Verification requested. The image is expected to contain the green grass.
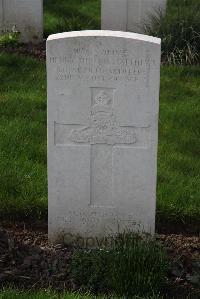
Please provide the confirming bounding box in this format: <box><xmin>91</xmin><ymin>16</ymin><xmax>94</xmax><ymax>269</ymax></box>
<box><xmin>70</xmin><ymin>234</ymin><xmax>167</xmax><ymax>297</ymax></box>
<box><xmin>44</xmin><ymin>0</ymin><xmax>100</xmax><ymax>37</ymax></box>
<box><xmin>157</xmin><ymin>66</ymin><xmax>200</xmax><ymax>225</ymax></box>
<box><xmin>44</xmin><ymin>0</ymin><xmax>200</xmax><ymax>65</ymax></box>
<box><xmin>0</xmin><ymin>289</ymin><xmax>163</xmax><ymax>299</ymax></box>
<box><xmin>0</xmin><ymin>1</ymin><xmax>200</xmax><ymax>226</ymax></box>
<box><xmin>0</xmin><ymin>290</ymin><xmax>99</xmax><ymax>299</ymax></box>
<box><xmin>0</xmin><ymin>53</ymin><xmax>47</xmax><ymax>220</ymax></box>
<box><xmin>146</xmin><ymin>0</ymin><xmax>200</xmax><ymax>64</ymax></box>
<box><xmin>0</xmin><ymin>32</ymin><xmax>20</xmax><ymax>47</ymax></box>
<box><xmin>0</xmin><ymin>52</ymin><xmax>199</xmax><ymax>225</ymax></box>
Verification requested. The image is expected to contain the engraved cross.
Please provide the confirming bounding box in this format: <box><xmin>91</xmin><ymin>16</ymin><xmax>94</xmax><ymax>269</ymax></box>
<box><xmin>55</xmin><ymin>88</ymin><xmax>148</xmax><ymax>207</ymax></box>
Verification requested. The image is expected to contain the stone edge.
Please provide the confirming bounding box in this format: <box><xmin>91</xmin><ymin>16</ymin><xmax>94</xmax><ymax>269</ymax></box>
<box><xmin>47</xmin><ymin>30</ymin><xmax>161</xmax><ymax>45</ymax></box>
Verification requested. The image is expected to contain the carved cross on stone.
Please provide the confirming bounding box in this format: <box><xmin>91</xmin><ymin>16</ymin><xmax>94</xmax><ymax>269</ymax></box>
<box><xmin>55</xmin><ymin>88</ymin><xmax>149</xmax><ymax>207</ymax></box>
<box><xmin>70</xmin><ymin>89</ymin><xmax>136</xmax><ymax>145</ymax></box>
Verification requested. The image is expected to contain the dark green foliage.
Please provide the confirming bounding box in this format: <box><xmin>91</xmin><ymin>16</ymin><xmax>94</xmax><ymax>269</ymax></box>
<box><xmin>0</xmin><ymin>289</ymin><xmax>164</xmax><ymax>299</ymax></box>
<box><xmin>43</xmin><ymin>0</ymin><xmax>200</xmax><ymax>65</ymax></box>
<box><xmin>0</xmin><ymin>289</ymin><xmax>98</xmax><ymax>299</ymax></box>
<box><xmin>70</xmin><ymin>248</ymin><xmax>111</xmax><ymax>293</ymax></box>
<box><xmin>44</xmin><ymin>0</ymin><xmax>100</xmax><ymax>37</ymax></box>
<box><xmin>145</xmin><ymin>0</ymin><xmax>200</xmax><ymax>64</ymax></box>
<box><xmin>70</xmin><ymin>234</ymin><xmax>168</xmax><ymax>297</ymax></box>
<box><xmin>109</xmin><ymin>234</ymin><xmax>167</xmax><ymax>297</ymax></box>
<box><xmin>0</xmin><ymin>31</ymin><xmax>20</xmax><ymax>47</ymax></box>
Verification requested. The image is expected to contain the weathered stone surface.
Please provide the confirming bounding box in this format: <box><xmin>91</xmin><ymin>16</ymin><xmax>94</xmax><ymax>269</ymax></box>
<box><xmin>47</xmin><ymin>31</ymin><xmax>161</xmax><ymax>245</ymax></box>
<box><xmin>102</xmin><ymin>0</ymin><xmax>167</xmax><ymax>34</ymax></box>
<box><xmin>0</xmin><ymin>0</ymin><xmax>43</xmax><ymax>43</ymax></box>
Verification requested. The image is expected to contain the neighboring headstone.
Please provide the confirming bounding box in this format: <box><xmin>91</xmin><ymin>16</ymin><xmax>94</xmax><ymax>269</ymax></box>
<box><xmin>102</xmin><ymin>0</ymin><xmax>167</xmax><ymax>34</ymax></box>
<box><xmin>47</xmin><ymin>30</ymin><xmax>161</xmax><ymax>246</ymax></box>
<box><xmin>101</xmin><ymin>0</ymin><xmax>128</xmax><ymax>31</ymax></box>
<box><xmin>0</xmin><ymin>0</ymin><xmax>43</xmax><ymax>43</ymax></box>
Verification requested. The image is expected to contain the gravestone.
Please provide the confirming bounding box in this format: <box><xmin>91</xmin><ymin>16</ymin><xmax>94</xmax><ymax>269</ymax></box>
<box><xmin>102</xmin><ymin>0</ymin><xmax>167</xmax><ymax>34</ymax></box>
<box><xmin>47</xmin><ymin>30</ymin><xmax>161</xmax><ymax>246</ymax></box>
<box><xmin>0</xmin><ymin>0</ymin><xmax>43</xmax><ymax>43</ymax></box>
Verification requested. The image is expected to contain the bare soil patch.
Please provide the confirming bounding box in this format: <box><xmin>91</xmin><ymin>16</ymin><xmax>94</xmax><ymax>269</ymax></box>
<box><xmin>0</xmin><ymin>222</ymin><xmax>199</xmax><ymax>298</ymax></box>
<box><xmin>0</xmin><ymin>43</ymin><xmax>46</xmax><ymax>61</ymax></box>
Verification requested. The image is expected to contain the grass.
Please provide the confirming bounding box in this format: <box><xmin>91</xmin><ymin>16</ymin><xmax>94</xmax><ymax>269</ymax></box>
<box><xmin>70</xmin><ymin>234</ymin><xmax>167</xmax><ymax>297</ymax></box>
<box><xmin>1</xmin><ymin>0</ymin><xmax>199</xmax><ymax>65</ymax></box>
<box><xmin>0</xmin><ymin>32</ymin><xmax>20</xmax><ymax>48</ymax></box>
<box><xmin>0</xmin><ymin>52</ymin><xmax>199</xmax><ymax>226</ymax></box>
<box><xmin>157</xmin><ymin>66</ymin><xmax>200</xmax><ymax>226</ymax></box>
<box><xmin>0</xmin><ymin>289</ymin><xmax>164</xmax><ymax>299</ymax></box>
<box><xmin>146</xmin><ymin>0</ymin><xmax>200</xmax><ymax>64</ymax></box>
<box><xmin>44</xmin><ymin>0</ymin><xmax>100</xmax><ymax>37</ymax></box>
<box><xmin>0</xmin><ymin>53</ymin><xmax>47</xmax><ymax>220</ymax></box>
<box><xmin>44</xmin><ymin>0</ymin><xmax>200</xmax><ymax>65</ymax></box>
<box><xmin>0</xmin><ymin>1</ymin><xmax>200</xmax><ymax>226</ymax></box>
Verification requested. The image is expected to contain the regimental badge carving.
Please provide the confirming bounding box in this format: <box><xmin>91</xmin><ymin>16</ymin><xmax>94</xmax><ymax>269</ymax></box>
<box><xmin>69</xmin><ymin>89</ymin><xmax>136</xmax><ymax>145</ymax></box>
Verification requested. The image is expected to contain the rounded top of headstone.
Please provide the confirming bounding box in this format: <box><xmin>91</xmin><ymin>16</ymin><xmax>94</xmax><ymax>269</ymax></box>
<box><xmin>47</xmin><ymin>30</ymin><xmax>161</xmax><ymax>45</ymax></box>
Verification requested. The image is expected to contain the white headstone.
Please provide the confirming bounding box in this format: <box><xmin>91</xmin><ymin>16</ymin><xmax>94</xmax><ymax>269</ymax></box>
<box><xmin>47</xmin><ymin>30</ymin><xmax>161</xmax><ymax>246</ymax></box>
<box><xmin>0</xmin><ymin>0</ymin><xmax>43</xmax><ymax>43</ymax></box>
<box><xmin>102</xmin><ymin>0</ymin><xmax>167</xmax><ymax>34</ymax></box>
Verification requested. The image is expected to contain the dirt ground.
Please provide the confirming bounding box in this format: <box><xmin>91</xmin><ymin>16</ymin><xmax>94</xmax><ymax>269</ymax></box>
<box><xmin>0</xmin><ymin>222</ymin><xmax>199</xmax><ymax>298</ymax></box>
<box><xmin>0</xmin><ymin>43</ymin><xmax>46</xmax><ymax>61</ymax></box>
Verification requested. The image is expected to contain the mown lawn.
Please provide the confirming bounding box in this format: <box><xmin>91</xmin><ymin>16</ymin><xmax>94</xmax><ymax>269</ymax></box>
<box><xmin>0</xmin><ymin>53</ymin><xmax>47</xmax><ymax>219</ymax></box>
<box><xmin>0</xmin><ymin>0</ymin><xmax>199</xmax><ymax>226</ymax></box>
<box><xmin>0</xmin><ymin>52</ymin><xmax>199</xmax><ymax>226</ymax></box>
<box><xmin>158</xmin><ymin>66</ymin><xmax>200</xmax><ymax>226</ymax></box>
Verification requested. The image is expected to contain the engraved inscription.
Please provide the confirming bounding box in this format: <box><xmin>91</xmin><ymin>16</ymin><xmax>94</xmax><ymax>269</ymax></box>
<box><xmin>70</xmin><ymin>90</ymin><xmax>136</xmax><ymax>145</ymax></box>
<box><xmin>49</xmin><ymin>41</ymin><xmax>155</xmax><ymax>83</ymax></box>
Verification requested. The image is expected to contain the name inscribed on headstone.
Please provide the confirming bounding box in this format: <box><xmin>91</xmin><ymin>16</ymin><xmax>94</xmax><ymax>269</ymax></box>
<box><xmin>49</xmin><ymin>42</ymin><xmax>154</xmax><ymax>84</ymax></box>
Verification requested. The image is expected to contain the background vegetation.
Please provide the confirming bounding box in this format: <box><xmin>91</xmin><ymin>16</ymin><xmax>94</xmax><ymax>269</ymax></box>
<box><xmin>44</xmin><ymin>0</ymin><xmax>200</xmax><ymax>65</ymax></box>
<box><xmin>44</xmin><ymin>0</ymin><xmax>100</xmax><ymax>36</ymax></box>
<box><xmin>0</xmin><ymin>0</ymin><xmax>199</xmax><ymax>228</ymax></box>
<box><xmin>146</xmin><ymin>0</ymin><xmax>200</xmax><ymax>64</ymax></box>
<box><xmin>0</xmin><ymin>53</ymin><xmax>199</xmax><ymax>227</ymax></box>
